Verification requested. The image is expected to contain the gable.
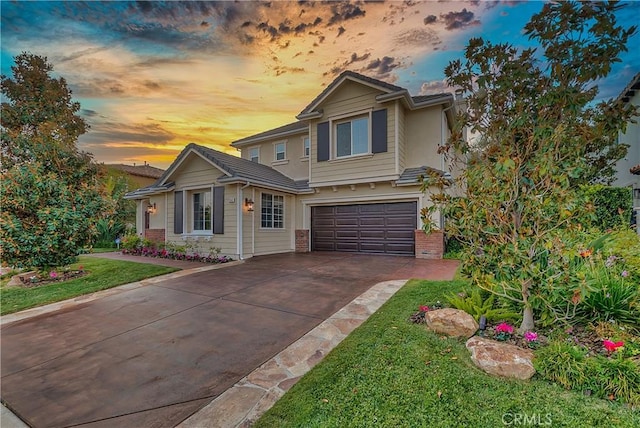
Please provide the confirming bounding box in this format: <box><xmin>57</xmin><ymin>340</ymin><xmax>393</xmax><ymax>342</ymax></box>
<box><xmin>164</xmin><ymin>150</ymin><xmax>227</xmax><ymax>187</ymax></box>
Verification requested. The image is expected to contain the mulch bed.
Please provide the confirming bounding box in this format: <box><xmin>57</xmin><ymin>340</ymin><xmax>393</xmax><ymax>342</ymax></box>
<box><xmin>14</xmin><ymin>270</ymin><xmax>88</xmax><ymax>288</ymax></box>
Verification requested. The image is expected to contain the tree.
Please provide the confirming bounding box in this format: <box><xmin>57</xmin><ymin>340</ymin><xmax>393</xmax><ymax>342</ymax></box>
<box><xmin>1</xmin><ymin>53</ymin><xmax>112</xmax><ymax>269</ymax></box>
<box><xmin>423</xmin><ymin>1</ymin><xmax>637</xmax><ymax>331</ymax></box>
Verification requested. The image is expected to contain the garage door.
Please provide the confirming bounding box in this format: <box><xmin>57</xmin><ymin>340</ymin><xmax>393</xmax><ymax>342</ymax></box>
<box><xmin>311</xmin><ymin>202</ymin><xmax>417</xmax><ymax>255</ymax></box>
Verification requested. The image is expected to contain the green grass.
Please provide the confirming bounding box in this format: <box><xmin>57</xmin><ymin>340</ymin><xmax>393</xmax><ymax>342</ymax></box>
<box><xmin>256</xmin><ymin>279</ymin><xmax>640</xmax><ymax>428</ymax></box>
<box><xmin>0</xmin><ymin>256</ymin><xmax>177</xmax><ymax>315</ymax></box>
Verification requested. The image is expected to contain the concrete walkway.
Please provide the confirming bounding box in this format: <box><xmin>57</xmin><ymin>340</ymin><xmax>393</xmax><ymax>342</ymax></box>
<box><xmin>1</xmin><ymin>253</ymin><xmax>458</xmax><ymax>428</ymax></box>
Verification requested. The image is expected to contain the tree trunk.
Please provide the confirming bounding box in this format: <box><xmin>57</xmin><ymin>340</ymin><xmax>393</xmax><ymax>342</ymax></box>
<box><xmin>519</xmin><ymin>305</ymin><xmax>535</xmax><ymax>333</ymax></box>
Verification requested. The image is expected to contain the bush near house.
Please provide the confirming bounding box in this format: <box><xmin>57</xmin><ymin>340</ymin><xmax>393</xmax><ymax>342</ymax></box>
<box><xmin>119</xmin><ymin>234</ymin><xmax>233</xmax><ymax>264</ymax></box>
<box><xmin>582</xmin><ymin>185</ymin><xmax>633</xmax><ymax>231</ymax></box>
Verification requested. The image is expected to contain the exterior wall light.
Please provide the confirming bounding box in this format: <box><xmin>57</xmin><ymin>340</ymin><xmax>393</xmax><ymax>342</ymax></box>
<box><xmin>245</xmin><ymin>198</ymin><xmax>254</xmax><ymax>212</ymax></box>
<box><xmin>146</xmin><ymin>202</ymin><xmax>156</xmax><ymax>214</ymax></box>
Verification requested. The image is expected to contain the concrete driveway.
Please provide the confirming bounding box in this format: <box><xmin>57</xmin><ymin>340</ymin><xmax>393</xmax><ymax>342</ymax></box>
<box><xmin>1</xmin><ymin>253</ymin><xmax>456</xmax><ymax>428</ymax></box>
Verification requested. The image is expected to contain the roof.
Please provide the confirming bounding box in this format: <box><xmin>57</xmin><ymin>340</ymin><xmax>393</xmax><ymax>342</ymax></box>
<box><xmin>125</xmin><ymin>143</ymin><xmax>313</xmax><ymax>199</ymax></box>
<box><xmin>107</xmin><ymin>163</ymin><xmax>165</xmax><ymax>179</ymax></box>
<box><xmin>297</xmin><ymin>70</ymin><xmax>453</xmax><ymax>119</ymax></box>
<box><xmin>396</xmin><ymin>166</ymin><xmax>446</xmax><ymax>185</ymax></box>
<box><xmin>630</xmin><ymin>164</ymin><xmax>640</xmax><ymax>175</ymax></box>
<box><xmin>231</xmin><ymin>121</ymin><xmax>307</xmax><ymax>148</ymax></box>
<box><xmin>617</xmin><ymin>71</ymin><xmax>640</xmax><ymax>104</ymax></box>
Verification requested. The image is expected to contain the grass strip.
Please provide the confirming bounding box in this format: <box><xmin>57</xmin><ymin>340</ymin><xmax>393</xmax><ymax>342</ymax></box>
<box><xmin>256</xmin><ymin>279</ymin><xmax>640</xmax><ymax>428</ymax></box>
<box><xmin>1</xmin><ymin>256</ymin><xmax>177</xmax><ymax>315</ymax></box>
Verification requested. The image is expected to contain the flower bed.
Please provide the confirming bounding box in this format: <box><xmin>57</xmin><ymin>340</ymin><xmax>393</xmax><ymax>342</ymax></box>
<box><xmin>121</xmin><ymin>247</ymin><xmax>233</xmax><ymax>264</ymax></box>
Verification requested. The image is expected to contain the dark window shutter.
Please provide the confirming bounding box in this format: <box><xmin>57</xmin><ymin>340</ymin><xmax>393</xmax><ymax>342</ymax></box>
<box><xmin>174</xmin><ymin>191</ymin><xmax>183</xmax><ymax>234</ymax></box>
<box><xmin>317</xmin><ymin>121</ymin><xmax>329</xmax><ymax>162</ymax></box>
<box><xmin>213</xmin><ymin>186</ymin><xmax>224</xmax><ymax>234</ymax></box>
<box><xmin>372</xmin><ymin>109</ymin><xmax>387</xmax><ymax>154</ymax></box>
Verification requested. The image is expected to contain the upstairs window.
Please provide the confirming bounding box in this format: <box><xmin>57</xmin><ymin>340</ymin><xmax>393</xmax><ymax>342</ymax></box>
<box><xmin>303</xmin><ymin>137</ymin><xmax>310</xmax><ymax>157</ymax></box>
<box><xmin>275</xmin><ymin>142</ymin><xmax>286</xmax><ymax>161</ymax></box>
<box><xmin>249</xmin><ymin>147</ymin><xmax>259</xmax><ymax>163</ymax></box>
<box><xmin>335</xmin><ymin>116</ymin><xmax>368</xmax><ymax>158</ymax></box>
<box><xmin>261</xmin><ymin>193</ymin><xmax>284</xmax><ymax>229</ymax></box>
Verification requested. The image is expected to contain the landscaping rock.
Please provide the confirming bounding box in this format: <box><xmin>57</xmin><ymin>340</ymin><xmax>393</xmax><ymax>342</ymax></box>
<box><xmin>465</xmin><ymin>336</ymin><xmax>535</xmax><ymax>380</ymax></box>
<box><xmin>424</xmin><ymin>308</ymin><xmax>478</xmax><ymax>338</ymax></box>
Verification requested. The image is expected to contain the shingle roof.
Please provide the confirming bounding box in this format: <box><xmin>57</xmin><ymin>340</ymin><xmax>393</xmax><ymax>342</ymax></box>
<box><xmin>396</xmin><ymin>166</ymin><xmax>446</xmax><ymax>185</ymax></box>
<box><xmin>232</xmin><ymin>121</ymin><xmax>308</xmax><ymax>147</ymax></box>
<box><xmin>618</xmin><ymin>71</ymin><xmax>640</xmax><ymax>104</ymax></box>
<box><xmin>123</xmin><ymin>181</ymin><xmax>175</xmax><ymax>199</ymax></box>
<box><xmin>126</xmin><ymin>143</ymin><xmax>312</xmax><ymax>198</ymax></box>
<box><xmin>108</xmin><ymin>163</ymin><xmax>165</xmax><ymax>179</ymax></box>
<box><xmin>631</xmin><ymin>164</ymin><xmax>640</xmax><ymax>175</ymax></box>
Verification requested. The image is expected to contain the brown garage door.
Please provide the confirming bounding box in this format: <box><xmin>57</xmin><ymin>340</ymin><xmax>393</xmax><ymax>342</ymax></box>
<box><xmin>312</xmin><ymin>202</ymin><xmax>417</xmax><ymax>255</ymax></box>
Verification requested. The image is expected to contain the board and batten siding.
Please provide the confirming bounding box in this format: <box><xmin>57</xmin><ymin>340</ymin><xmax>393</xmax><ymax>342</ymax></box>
<box><xmin>310</xmin><ymin>81</ymin><xmax>396</xmax><ymax>186</ymax></box>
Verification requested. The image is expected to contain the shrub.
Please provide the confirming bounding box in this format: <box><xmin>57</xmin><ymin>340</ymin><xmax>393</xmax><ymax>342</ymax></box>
<box><xmin>446</xmin><ymin>288</ymin><xmax>520</xmax><ymax>322</ymax></box>
<box><xmin>533</xmin><ymin>340</ymin><xmax>589</xmax><ymax>390</ymax></box>
<box><xmin>120</xmin><ymin>234</ymin><xmax>142</xmax><ymax>251</ymax></box>
<box><xmin>586</xmin><ymin>355</ymin><xmax>640</xmax><ymax>406</ymax></box>
<box><xmin>582</xmin><ymin>185</ymin><xmax>633</xmax><ymax>231</ymax></box>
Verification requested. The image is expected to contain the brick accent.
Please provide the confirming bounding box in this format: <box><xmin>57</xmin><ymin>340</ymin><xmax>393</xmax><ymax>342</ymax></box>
<box><xmin>144</xmin><ymin>228</ymin><xmax>165</xmax><ymax>243</ymax></box>
<box><xmin>295</xmin><ymin>229</ymin><xmax>310</xmax><ymax>253</ymax></box>
<box><xmin>414</xmin><ymin>230</ymin><xmax>444</xmax><ymax>259</ymax></box>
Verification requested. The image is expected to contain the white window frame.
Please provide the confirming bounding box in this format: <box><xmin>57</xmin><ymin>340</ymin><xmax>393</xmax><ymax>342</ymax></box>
<box><xmin>332</xmin><ymin>112</ymin><xmax>371</xmax><ymax>159</ymax></box>
<box><xmin>303</xmin><ymin>137</ymin><xmax>310</xmax><ymax>158</ymax></box>
<box><xmin>192</xmin><ymin>189</ymin><xmax>212</xmax><ymax>233</ymax></box>
<box><xmin>274</xmin><ymin>141</ymin><xmax>286</xmax><ymax>161</ymax></box>
<box><xmin>249</xmin><ymin>147</ymin><xmax>260</xmax><ymax>163</ymax></box>
<box><xmin>260</xmin><ymin>192</ymin><xmax>284</xmax><ymax>229</ymax></box>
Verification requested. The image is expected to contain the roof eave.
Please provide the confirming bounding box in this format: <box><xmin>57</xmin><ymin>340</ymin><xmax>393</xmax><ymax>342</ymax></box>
<box><xmin>295</xmin><ymin>111</ymin><xmax>323</xmax><ymax>120</ymax></box>
<box><xmin>217</xmin><ymin>177</ymin><xmax>303</xmax><ymax>194</ymax></box>
<box><xmin>231</xmin><ymin>127</ymin><xmax>308</xmax><ymax>148</ymax></box>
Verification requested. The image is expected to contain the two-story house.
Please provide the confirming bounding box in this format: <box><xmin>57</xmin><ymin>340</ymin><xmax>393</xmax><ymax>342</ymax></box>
<box><xmin>125</xmin><ymin>71</ymin><xmax>458</xmax><ymax>258</ymax></box>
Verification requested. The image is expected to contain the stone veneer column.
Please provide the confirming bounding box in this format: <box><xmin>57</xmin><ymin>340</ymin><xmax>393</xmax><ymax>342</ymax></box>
<box><xmin>414</xmin><ymin>230</ymin><xmax>444</xmax><ymax>259</ymax></box>
<box><xmin>144</xmin><ymin>228</ymin><xmax>166</xmax><ymax>243</ymax></box>
<box><xmin>295</xmin><ymin>229</ymin><xmax>310</xmax><ymax>253</ymax></box>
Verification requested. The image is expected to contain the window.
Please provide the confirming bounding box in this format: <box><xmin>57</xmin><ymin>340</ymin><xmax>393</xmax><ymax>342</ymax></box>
<box><xmin>335</xmin><ymin>116</ymin><xmax>368</xmax><ymax>157</ymax></box>
<box><xmin>275</xmin><ymin>142</ymin><xmax>286</xmax><ymax>161</ymax></box>
<box><xmin>249</xmin><ymin>147</ymin><xmax>259</xmax><ymax>163</ymax></box>
<box><xmin>303</xmin><ymin>137</ymin><xmax>310</xmax><ymax>157</ymax></box>
<box><xmin>193</xmin><ymin>191</ymin><xmax>212</xmax><ymax>232</ymax></box>
<box><xmin>261</xmin><ymin>193</ymin><xmax>284</xmax><ymax>229</ymax></box>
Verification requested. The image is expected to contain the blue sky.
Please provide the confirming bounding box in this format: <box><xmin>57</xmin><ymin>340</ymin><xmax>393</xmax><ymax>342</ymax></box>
<box><xmin>2</xmin><ymin>0</ymin><xmax>639</xmax><ymax>168</ymax></box>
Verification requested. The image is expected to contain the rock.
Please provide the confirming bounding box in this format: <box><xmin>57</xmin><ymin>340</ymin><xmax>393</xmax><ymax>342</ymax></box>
<box><xmin>424</xmin><ymin>308</ymin><xmax>479</xmax><ymax>338</ymax></box>
<box><xmin>465</xmin><ymin>336</ymin><xmax>535</xmax><ymax>380</ymax></box>
<box><xmin>7</xmin><ymin>271</ymin><xmax>37</xmax><ymax>287</ymax></box>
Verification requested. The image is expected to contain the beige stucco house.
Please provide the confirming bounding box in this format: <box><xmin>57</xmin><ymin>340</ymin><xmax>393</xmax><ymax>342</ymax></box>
<box><xmin>125</xmin><ymin>71</ymin><xmax>458</xmax><ymax>259</ymax></box>
<box><xmin>612</xmin><ymin>72</ymin><xmax>640</xmax><ymax>233</ymax></box>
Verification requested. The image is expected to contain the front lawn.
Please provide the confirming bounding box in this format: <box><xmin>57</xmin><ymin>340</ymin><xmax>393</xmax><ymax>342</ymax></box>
<box><xmin>0</xmin><ymin>256</ymin><xmax>177</xmax><ymax>315</ymax></box>
<box><xmin>255</xmin><ymin>279</ymin><xmax>640</xmax><ymax>428</ymax></box>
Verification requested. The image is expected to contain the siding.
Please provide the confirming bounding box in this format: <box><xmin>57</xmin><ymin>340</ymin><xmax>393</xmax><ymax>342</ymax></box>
<box><xmin>242</xmin><ymin>132</ymin><xmax>310</xmax><ymax>181</ymax></box>
<box><xmin>404</xmin><ymin>107</ymin><xmax>443</xmax><ymax>170</ymax></box>
<box><xmin>253</xmin><ymin>191</ymin><xmax>294</xmax><ymax>256</ymax></box>
<box><xmin>164</xmin><ymin>153</ymin><xmax>238</xmax><ymax>257</ymax></box>
<box><xmin>397</xmin><ymin>101</ymin><xmax>406</xmax><ymax>174</ymax></box>
<box><xmin>310</xmin><ymin>81</ymin><xmax>397</xmax><ymax>186</ymax></box>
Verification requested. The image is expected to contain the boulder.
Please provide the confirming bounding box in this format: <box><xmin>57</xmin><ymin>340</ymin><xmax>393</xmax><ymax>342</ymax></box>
<box><xmin>424</xmin><ymin>308</ymin><xmax>478</xmax><ymax>338</ymax></box>
<box><xmin>465</xmin><ymin>336</ymin><xmax>535</xmax><ymax>380</ymax></box>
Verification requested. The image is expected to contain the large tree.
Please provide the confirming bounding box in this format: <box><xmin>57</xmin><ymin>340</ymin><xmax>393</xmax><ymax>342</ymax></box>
<box><xmin>1</xmin><ymin>53</ymin><xmax>111</xmax><ymax>269</ymax></box>
<box><xmin>424</xmin><ymin>1</ymin><xmax>637</xmax><ymax>331</ymax></box>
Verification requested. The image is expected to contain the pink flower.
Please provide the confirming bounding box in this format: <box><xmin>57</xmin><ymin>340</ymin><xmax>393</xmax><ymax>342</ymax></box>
<box><xmin>621</xmin><ymin>270</ymin><xmax>629</xmax><ymax>278</ymax></box>
<box><xmin>49</xmin><ymin>271</ymin><xmax>58</xmax><ymax>279</ymax></box>
<box><xmin>524</xmin><ymin>331</ymin><xmax>538</xmax><ymax>342</ymax></box>
<box><xmin>495</xmin><ymin>322</ymin><xmax>514</xmax><ymax>334</ymax></box>
<box><xmin>419</xmin><ymin>305</ymin><xmax>430</xmax><ymax>312</ymax></box>
<box><xmin>603</xmin><ymin>340</ymin><xmax>624</xmax><ymax>353</ymax></box>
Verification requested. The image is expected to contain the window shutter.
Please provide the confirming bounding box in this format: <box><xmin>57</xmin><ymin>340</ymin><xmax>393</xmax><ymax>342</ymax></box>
<box><xmin>317</xmin><ymin>121</ymin><xmax>329</xmax><ymax>162</ymax></box>
<box><xmin>174</xmin><ymin>191</ymin><xmax>183</xmax><ymax>234</ymax></box>
<box><xmin>372</xmin><ymin>109</ymin><xmax>387</xmax><ymax>154</ymax></box>
<box><xmin>213</xmin><ymin>186</ymin><xmax>224</xmax><ymax>234</ymax></box>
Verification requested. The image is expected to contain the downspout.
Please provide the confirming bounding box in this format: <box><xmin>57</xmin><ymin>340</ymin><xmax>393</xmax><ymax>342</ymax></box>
<box><xmin>238</xmin><ymin>181</ymin><xmax>252</xmax><ymax>260</ymax></box>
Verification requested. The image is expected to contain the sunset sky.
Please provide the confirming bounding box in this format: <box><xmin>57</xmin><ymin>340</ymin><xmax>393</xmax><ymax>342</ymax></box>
<box><xmin>2</xmin><ymin>0</ymin><xmax>639</xmax><ymax>169</ymax></box>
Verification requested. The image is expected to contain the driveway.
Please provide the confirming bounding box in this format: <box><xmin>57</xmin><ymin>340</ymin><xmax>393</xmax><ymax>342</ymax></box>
<box><xmin>1</xmin><ymin>253</ymin><xmax>456</xmax><ymax>428</ymax></box>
